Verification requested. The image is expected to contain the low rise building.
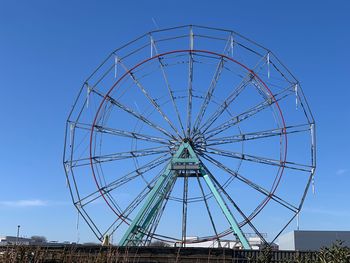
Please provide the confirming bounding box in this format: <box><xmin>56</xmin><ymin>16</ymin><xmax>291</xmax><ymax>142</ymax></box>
<box><xmin>0</xmin><ymin>236</ymin><xmax>32</xmax><ymax>245</ymax></box>
<box><xmin>174</xmin><ymin>234</ymin><xmax>277</xmax><ymax>250</ymax></box>
<box><xmin>278</xmin><ymin>230</ymin><xmax>350</xmax><ymax>251</ymax></box>
<box><xmin>0</xmin><ymin>236</ymin><xmax>73</xmax><ymax>246</ymax></box>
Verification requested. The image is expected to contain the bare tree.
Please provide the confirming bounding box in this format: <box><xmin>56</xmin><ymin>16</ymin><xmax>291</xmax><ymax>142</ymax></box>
<box><xmin>31</xmin><ymin>235</ymin><xmax>47</xmax><ymax>243</ymax></box>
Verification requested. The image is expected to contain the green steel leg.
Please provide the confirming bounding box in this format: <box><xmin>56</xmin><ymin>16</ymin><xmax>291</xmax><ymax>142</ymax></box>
<box><xmin>133</xmin><ymin>176</ymin><xmax>176</xmax><ymax>243</ymax></box>
<box><xmin>119</xmin><ymin>142</ymin><xmax>192</xmax><ymax>246</ymax></box>
<box><xmin>119</xmin><ymin>163</ymin><xmax>173</xmax><ymax>246</ymax></box>
<box><xmin>133</xmin><ymin>198</ymin><xmax>163</xmax><ymax>243</ymax></box>
<box><xmin>201</xmin><ymin>169</ymin><xmax>251</xmax><ymax>249</ymax></box>
<box><xmin>119</xmin><ymin>142</ymin><xmax>251</xmax><ymax>249</ymax></box>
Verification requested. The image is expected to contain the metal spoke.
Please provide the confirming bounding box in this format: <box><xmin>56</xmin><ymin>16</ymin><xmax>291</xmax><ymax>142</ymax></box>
<box><xmin>90</xmin><ymin>88</ymin><xmax>176</xmax><ymax>140</ymax></box>
<box><xmin>205</xmin><ymin>170</ymin><xmax>268</xmax><ymax>246</ymax></box>
<box><xmin>77</xmin><ymin>154</ymin><xmax>170</xmax><ymax>208</ymax></box>
<box><xmin>192</xmin><ymin>33</ymin><xmax>234</xmax><ymax>136</ymax></box>
<box><xmin>204</xmin><ymin>85</ymin><xmax>294</xmax><ymax>139</ymax></box>
<box><xmin>73</xmin><ymin>121</ymin><xmax>171</xmax><ymax>145</ymax></box>
<box><xmin>191</xmin><ymin>57</ymin><xmax>225</xmax><ymax>136</ymax></box>
<box><xmin>195</xmin><ymin>173</ymin><xmax>221</xmax><ymax>246</ymax></box>
<box><xmin>150</xmin><ymin>34</ymin><xmax>186</xmax><ymax>137</ymax></box>
<box><xmin>197</xmin><ymin>54</ymin><xmax>270</xmax><ymax>135</ymax></box>
<box><xmin>206</xmin><ymin>124</ymin><xmax>311</xmax><ymax>146</ymax></box>
<box><xmin>206</xmin><ymin>147</ymin><xmax>313</xmax><ymax>172</ymax></box>
<box><xmin>198</xmin><ymin>72</ymin><xmax>254</xmax><ymax>134</ymax></box>
<box><xmin>182</xmin><ymin>175</ymin><xmax>189</xmax><ymax>246</ymax></box>
<box><xmin>101</xmin><ymin>154</ymin><xmax>170</xmax><ymax>194</ymax></box>
<box><xmin>118</xmin><ymin>58</ymin><xmax>182</xmax><ymax>139</ymax></box>
<box><xmin>145</xmin><ymin>172</ymin><xmax>178</xmax><ymax>245</ymax></box>
<box><xmin>201</xmin><ymin>153</ymin><xmax>299</xmax><ymax>213</ymax></box>
<box><xmin>70</xmin><ymin>145</ymin><xmax>169</xmax><ymax>168</ymax></box>
<box><xmin>187</xmin><ymin>27</ymin><xmax>194</xmax><ymax>137</ymax></box>
<box><xmin>103</xmin><ymin>170</ymin><xmax>168</xmax><ymax>238</ymax></box>
<box><xmin>120</xmin><ymin>164</ymin><xmax>178</xmax><ymax>245</ymax></box>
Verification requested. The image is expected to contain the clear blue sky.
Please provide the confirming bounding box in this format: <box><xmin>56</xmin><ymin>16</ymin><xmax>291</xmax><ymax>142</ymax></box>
<box><xmin>0</xmin><ymin>0</ymin><xmax>349</xmax><ymax>243</ymax></box>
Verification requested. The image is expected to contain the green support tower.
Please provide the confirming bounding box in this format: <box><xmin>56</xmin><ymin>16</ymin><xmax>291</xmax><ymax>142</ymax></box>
<box><xmin>119</xmin><ymin>141</ymin><xmax>251</xmax><ymax>249</ymax></box>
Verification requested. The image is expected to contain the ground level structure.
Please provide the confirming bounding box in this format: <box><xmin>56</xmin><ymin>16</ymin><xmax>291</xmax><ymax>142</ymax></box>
<box><xmin>0</xmin><ymin>245</ymin><xmax>317</xmax><ymax>263</ymax></box>
<box><xmin>279</xmin><ymin>230</ymin><xmax>350</xmax><ymax>250</ymax></box>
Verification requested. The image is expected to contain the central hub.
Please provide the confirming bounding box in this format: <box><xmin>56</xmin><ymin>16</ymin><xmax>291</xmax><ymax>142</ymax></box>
<box><xmin>180</xmin><ymin>134</ymin><xmax>207</xmax><ymax>156</ymax></box>
<box><xmin>171</xmin><ymin>141</ymin><xmax>201</xmax><ymax>177</ymax></box>
<box><xmin>192</xmin><ymin>133</ymin><xmax>207</xmax><ymax>156</ymax></box>
<box><xmin>183</xmin><ymin>137</ymin><xmax>192</xmax><ymax>144</ymax></box>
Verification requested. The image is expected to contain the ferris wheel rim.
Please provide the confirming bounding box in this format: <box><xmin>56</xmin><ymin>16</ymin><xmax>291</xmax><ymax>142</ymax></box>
<box><xmin>88</xmin><ymin>49</ymin><xmax>288</xmax><ymax>240</ymax></box>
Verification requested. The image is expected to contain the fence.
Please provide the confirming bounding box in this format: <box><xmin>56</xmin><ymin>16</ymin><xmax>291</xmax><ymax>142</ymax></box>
<box><xmin>0</xmin><ymin>245</ymin><xmax>318</xmax><ymax>263</ymax></box>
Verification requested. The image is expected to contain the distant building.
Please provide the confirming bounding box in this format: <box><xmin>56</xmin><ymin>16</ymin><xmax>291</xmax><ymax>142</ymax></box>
<box><xmin>0</xmin><ymin>236</ymin><xmax>73</xmax><ymax>246</ymax></box>
<box><xmin>278</xmin><ymin>230</ymin><xmax>350</xmax><ymax>251</ymax></box>
<box><xmin>0</xmin><ymin>236</ymin><xmax>32</xmax><ymax>245</ymax></box>
<box><xmin>174</xmin><ymin>234</ymin><xmax>277</xmax><ymax>250</ymax></box>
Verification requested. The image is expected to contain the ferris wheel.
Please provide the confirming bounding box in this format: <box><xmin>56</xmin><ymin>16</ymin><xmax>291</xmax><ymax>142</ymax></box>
<box><xmin>63</xmin><ymin>25</ymin><xmax>316</xmax><ymax>248</ymax></box>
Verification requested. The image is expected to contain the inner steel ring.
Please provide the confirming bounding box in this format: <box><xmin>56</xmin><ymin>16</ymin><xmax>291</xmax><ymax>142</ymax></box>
<box><xmin>89</xmin><ymin>49</ymin><xmax>288</xmax><ymax>242</ymax></box>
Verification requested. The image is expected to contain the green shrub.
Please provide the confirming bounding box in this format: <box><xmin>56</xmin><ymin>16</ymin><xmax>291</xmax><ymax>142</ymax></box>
<box><xmin>317</xmin><ymin>240</ymin><xmax>350</xmax><ymax>263</ymax></box>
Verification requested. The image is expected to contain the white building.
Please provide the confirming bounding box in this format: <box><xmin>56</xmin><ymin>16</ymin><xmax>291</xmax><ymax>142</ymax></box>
<box><xmin>0</xmin><ymin>236</ymin><xmax>32</xmax><ymax>245</ymax></box>
<box><xmin>0</xmin><ymin>236</ymin><xmax>68</xmax><ymax>246</ymax></box>
<box><xmin>174</xmin><ymin>234</ymin><xmax>277</xmax><ymax>250</ymax></box>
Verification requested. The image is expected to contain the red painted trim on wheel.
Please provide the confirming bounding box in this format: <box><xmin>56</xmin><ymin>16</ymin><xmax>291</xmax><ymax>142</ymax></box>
<box><xmin>89</xmin><ymin>49</ymin><xmax>288</xmax><ymax>239</ymax></box>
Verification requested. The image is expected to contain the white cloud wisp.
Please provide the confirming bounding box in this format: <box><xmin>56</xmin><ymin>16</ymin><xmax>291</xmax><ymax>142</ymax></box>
<box><xmin>0</xmin><ymin>199</ymin><xmax>48</xmax><ymax>207</ymax></box>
